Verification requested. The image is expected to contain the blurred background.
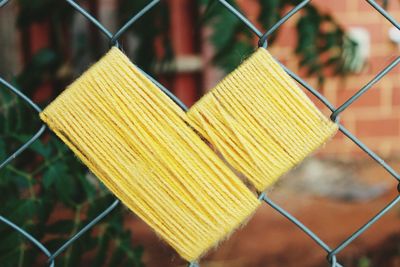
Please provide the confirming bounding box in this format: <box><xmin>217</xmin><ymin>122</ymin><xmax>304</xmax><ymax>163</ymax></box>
<box><xmin>0</xmin><ymin>0</ymin><xmax>399</xmax><ymax>266</ymax></box>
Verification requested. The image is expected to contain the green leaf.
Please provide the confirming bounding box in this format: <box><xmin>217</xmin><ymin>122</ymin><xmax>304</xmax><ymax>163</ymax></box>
<box><xmin>87</xmin><ymin>194</ymin><xmax>115</xmax><ymax>218</ymax></box>
<box><xmin>119</xmin><ymin>236</ymin><xmax>144</xmax><ymax>267</ymax></box>
<box><xmin>213</xmin><ymin>41</ymin><xmax>254</xmax><ymax>73</ymax></box>
<box><xmin>79</xmin><ymin>173</ymin><xmax>97</xmax><ymax>201</ymax></box>
<box><xmin>54</xmin><ymin>171</ymin><xmax>76</xmax><ymax>205</ymax></box>
<box><xmin>108</xmin><ymin>243</ymin><xmax>126</xmax><ymax>267</ymax></box>
<box><xmin>92</xmin><ymin>230</ymin><xmax>111</xmax><ymax>267</ymax></box>
<box><xmin>4</xmin><ymin>199</ymin><xmax>37</xmax><ymax>223</ymax></box>
<box><xmin>20</xmin><ymin>248</ymin><xmax>37</xmax><ymax>267</ymax></box>
<box><xmin>0</xmin><ymin>232</ymin><xmax>20</xmax><ymax>252</ymax></box>
<box><xmin>0</xmin><ymin>139</ymin><xmax>6</xmax><ymax>159</ymax></box>
<box><xmin>0</xmin><ymin>247</ymin><xmax>20</xmax><ymax>267</ymax></box>
<box><xmin>28</xmin><ymin>140</ymin><xmax>52</xmax><ymax>158</ymax></box>
<box><xmin>16</xmin><ymin>48</ymin><xmax>61</xmax><ymax>97</ymax></box>
<box><xmin>13</xmin><ymin>173</ymin><xmax>31</xmax><ymax>188</ymax></box>
<box><xmin>42</xmin><ymin>162</ymin><xmax>67</xmax><ymax>189</ymax></box>
<box><xmin>258</xmin><ymin>0</ymin><xmax>281</xmax><ymax>31</ymax></box>
<box><xmin>358</xmin><ymin>257</ymin><xmax>371</xmax><ymax>267</ymax></box>
<box><xmin>46</xmin><ymin>220</ymin><xmax>75</xmax><ymax>234</ymax></box>
<box><xmin>44</xmin><ymin>237</ymin><xmax>68</xmax><ymax>252</ymax></box>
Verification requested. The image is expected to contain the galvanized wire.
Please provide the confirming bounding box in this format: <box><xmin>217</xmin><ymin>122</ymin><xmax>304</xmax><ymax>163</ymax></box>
<box><xmin>0</xmin><ymin>0</ymin><xmax>399</xmax><ymax>266</ymax></box>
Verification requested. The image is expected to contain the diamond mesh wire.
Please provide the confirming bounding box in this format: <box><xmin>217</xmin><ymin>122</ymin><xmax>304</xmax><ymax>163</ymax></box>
<box><xmin>0</xmin><ymin>0</ymin><xmax>399</xmax><ymax>266</ymax></box>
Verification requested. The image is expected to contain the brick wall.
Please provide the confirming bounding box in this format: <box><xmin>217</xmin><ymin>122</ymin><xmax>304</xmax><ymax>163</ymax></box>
<box><xmin>229</xmin><ymin>0</ymin><xmax>400</xmax><ymax>159</ymax></box>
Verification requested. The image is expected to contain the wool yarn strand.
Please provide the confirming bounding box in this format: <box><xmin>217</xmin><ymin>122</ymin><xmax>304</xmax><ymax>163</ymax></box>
<box><xmin>40</xmin><ymin>47</ymin><xmax>260</xmax><ymax>261</ymax></box>
<box><xmin>187</xmin><ymin>48</ymin><xmax>338</xmax><ymax>191</ymax></box>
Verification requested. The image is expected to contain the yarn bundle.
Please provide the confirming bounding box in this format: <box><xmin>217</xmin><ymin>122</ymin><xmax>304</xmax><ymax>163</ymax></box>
<box><xmin>187</xmin><ymin>48</ymin><xmax>338</xmax><ymax>191</ymax></box>
<box><xmin>40</xmin><ymin>47</ymin><xmax>260</xmax><ymax>261</ymax></box>
<box><xmin>41</xmin><ymin>46</ymin><xmax>337</xmax><ymax>261</ymax></box>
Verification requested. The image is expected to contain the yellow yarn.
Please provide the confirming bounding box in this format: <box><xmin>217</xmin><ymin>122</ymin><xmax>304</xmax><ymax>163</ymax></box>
<box><xmin>187</xmin><ymin>48</ymin><xmax>338</xmax><ymax>191</ymax></box>
<box><xmin>40</xmin><ymin>47</ymin><xmax>260</xmax><ymax>261</ymax></box>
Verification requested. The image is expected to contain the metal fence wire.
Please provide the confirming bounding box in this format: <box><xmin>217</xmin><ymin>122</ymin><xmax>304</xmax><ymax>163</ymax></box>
<box><xmin>0</xmin><ymin>0</ymin><xmax>399</xmax><ymax>266</ymax></box>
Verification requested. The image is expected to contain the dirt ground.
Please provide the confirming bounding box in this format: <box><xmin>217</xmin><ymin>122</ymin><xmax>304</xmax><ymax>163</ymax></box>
<box><xmin>125</xmin><ymin>159</ymin><xmax>400</xmax><ymax>267</ymax></box>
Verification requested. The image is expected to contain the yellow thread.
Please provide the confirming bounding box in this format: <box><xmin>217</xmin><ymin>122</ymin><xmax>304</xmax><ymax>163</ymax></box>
<box><xmin>187</xmin><ymin>48</ymin><xmax>338</xmax><ymax>191</ymax></box>
<box><xmin>40</xmin><ymin>47</ymin><xmax>260</xmax><ymax>261</ymax></box>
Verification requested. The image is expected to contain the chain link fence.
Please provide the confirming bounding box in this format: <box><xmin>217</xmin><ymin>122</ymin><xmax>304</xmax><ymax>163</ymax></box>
<box><xmin>0</xmin><ymin>0</ymin><xmax>399</xmax><ymax>266</ymax></box>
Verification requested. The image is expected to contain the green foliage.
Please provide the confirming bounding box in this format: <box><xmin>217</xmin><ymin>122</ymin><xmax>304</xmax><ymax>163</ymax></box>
<box><xmin>358</xmin><ymin>256</ymin><xmax>371</xmax><ymax>267</ymax></box>
<box><xmin>16</xmin><ymin>49</ymin><xmax>61</xmax><ymax>96</ymax></box>
<box><xmin>296</xmin><ymin>5</ymin><xmax>347</xmax><ymax>84</ymax></box>
<box><xmin>119</xmin><ymin>0</ymin><xmax>355</xmax><ymax>83</ymax></box>
<box><xmin>15</xmin><ymin>0</ymin><xmax>74</xmax><ymax>99</ymax></box>
<box><xmin>200</xmin><ymin>0</ymin><xmax>255</xmax><ymax>73</ymax></box>
<box><xmin>118</xmin><ymin>0</ymin><xmax>352</xmax><ymax>83</ymax></box>
<box><xmin>1</xmin><ymin>2</ymin><xmax>144</xmax><ymax>265</ymax></box>
<box><xmin>201</xmin><ymin>0</ymin><xmax>354</xmax><ymax>84</ymax></box>
<box><xmin>0</xmin><ymin>85</ymin><xmax>144</xmax><ymax>267</ymax></box>
<box><xmin>118</xmin><ymin>0</ymin><xmax>173</xmax><ymax>74</ymax></box>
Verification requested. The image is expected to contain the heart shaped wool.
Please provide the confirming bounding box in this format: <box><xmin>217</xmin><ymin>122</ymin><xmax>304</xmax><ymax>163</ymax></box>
<box><xmin>187</xmin><ymin>48</ymin><xmax>338</xmax><ymax>191</ymax></box>
<box><xmin>39</xmin><ymin>47</ymin><xmax>260</xmax><ymax>261</ymax></box>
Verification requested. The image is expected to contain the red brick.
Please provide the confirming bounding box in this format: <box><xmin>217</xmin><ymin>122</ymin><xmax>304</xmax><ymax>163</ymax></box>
<box><xmin>356</xmin><ymin>118</ymin><xmax>399</xmax><ymax>137</ymax></box>
<box><xmin>313</xmin><ymin>0</ymin><xmax>348</xmax><ymax>13</ymax></box>
<box><xmin>348</xmin><ymin>147</ymin><xmax>374</xmax><ymax>159</ymax></box>
<box><xmin>317</xmin><ymin>139</ymin><xmax>346</xmax><ymax>155</ymax></box>
<box><xmin>394</xmin><ymin>87</ymin><xmax>400</xmax><ymax>106</ymax></box>
<box><xmin>358</xmin><ymin>1</ymin><xmax>380</xmax><ymax>12</ymax></box>
<box><xmin>30</xmin><ymin>21</ymin><xmax>49</xmax><ymax>51</ymax></box>
<box><xmin>367</xmin><ymin>23</ymin><xmax>390</xmax><ymax>43</ymax></box>
<box><xmin>369</xmin><ymin>56</ymin><xmax>398</xmax><ymax>74</ymax></box>
<box><xmin>336</xmin><ymin>88</ymin><xmax>381</xmax><ymax>108</ymax></box>
<box><xmin>237</xmin><ymin>0</ymin><xmax>260</xmax><ymax>26</ymax></box>
<box><xmin>294</xmin><ymin>87</ymin><xmax>336</xmax><ymax>119</ymax></box>
<box><xmin>360</xmin><ymin>0</ymin><xmax>400</xmax><ymax>12</ymax></box>
<box><xmin>275</xmin><ymin>24</ymin><xmax>297</xmax><ymax>47</ymax></box>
